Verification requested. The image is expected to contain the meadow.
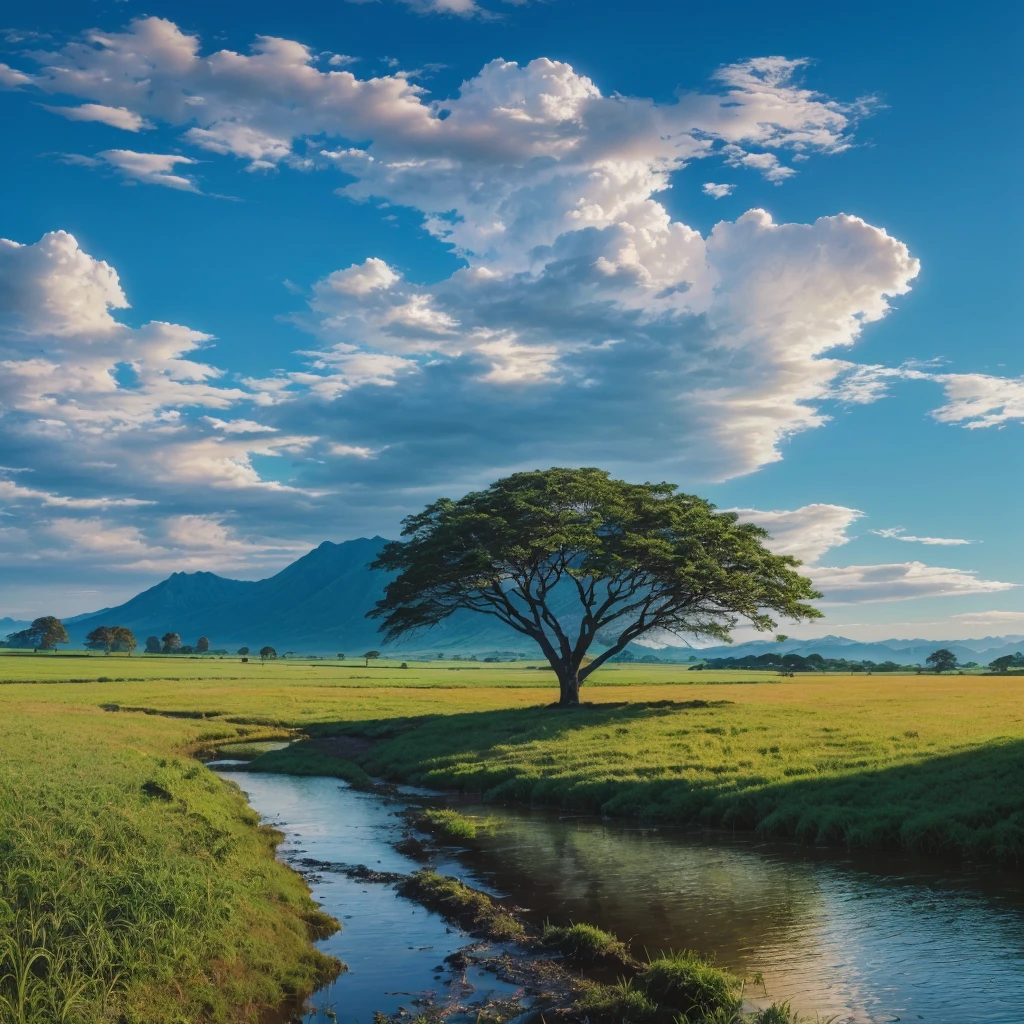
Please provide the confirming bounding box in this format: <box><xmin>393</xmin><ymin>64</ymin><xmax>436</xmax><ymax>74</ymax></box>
<box><xmin>1</xmin><ymin>651</ymin><xmax>1022</xmax><ymax>1022</ymax></box>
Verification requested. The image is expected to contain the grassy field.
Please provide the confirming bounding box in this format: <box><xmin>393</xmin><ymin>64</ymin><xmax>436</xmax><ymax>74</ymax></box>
<box><xmin>1</xmin><ymin>652</ymin><xmax>1022</xmax><ymax>1021</ymax></box>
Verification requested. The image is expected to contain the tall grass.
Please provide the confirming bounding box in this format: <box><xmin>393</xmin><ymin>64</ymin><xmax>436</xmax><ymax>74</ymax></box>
<box><xmin>0</xmin><ymin>710</ymin><xmax>340</xmax><ymax>1023</ymax></box>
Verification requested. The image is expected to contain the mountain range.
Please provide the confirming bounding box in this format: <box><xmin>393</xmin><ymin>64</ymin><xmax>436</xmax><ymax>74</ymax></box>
<box><xmin>5</xmin><ymin>537</ymin><xmax>1023</xmax><ymax>664</ymax></box>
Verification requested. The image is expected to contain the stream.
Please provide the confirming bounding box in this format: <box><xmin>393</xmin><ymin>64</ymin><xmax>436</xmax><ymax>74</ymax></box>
<box><xmin>216</xmin><ymin>770</ymin><xmax>1024</xmax><ymax>1024</ymax></box>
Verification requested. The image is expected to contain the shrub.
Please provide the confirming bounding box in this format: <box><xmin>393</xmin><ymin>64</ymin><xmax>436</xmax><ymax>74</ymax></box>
<box><xmin>638</xmin><ymin>950</ymin><xmax>741</xmax><ymax>1019</ymax></box>
<box><xmin>541</xmin><ymin>922</ymin><xmax>637</xmax><ymax>970</ymax></box>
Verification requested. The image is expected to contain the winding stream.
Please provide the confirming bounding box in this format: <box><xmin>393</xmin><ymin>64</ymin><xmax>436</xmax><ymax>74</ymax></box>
<box><xmin>217</xmin><ymin>770</ymin><xmax>1024</xmax><ymax>1024</ymax></box>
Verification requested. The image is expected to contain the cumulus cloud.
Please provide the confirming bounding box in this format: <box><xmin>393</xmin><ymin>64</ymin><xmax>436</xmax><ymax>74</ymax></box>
<box><xmin>702</xmin><ymin>182</ymin><xmax>734</xmax><ymax>199</ymax></box>
<box><xmin>871</xmin><ymin>526</ymin><xmax>974</xmax><ymax>546</ymax></box>
<box><xmin>43</xmin><ymin>103</ymin><xmax>152</xmax><ymax>131</ymax></box>
<box><xmin>732</xmin><ymin>504</ymin><xmax>862</xmax><ymax>564</ymax></box>
<box><xmin>6</xmin><ymin>20</ymin><xmax>868</xmax><ymax>186</ymax></box>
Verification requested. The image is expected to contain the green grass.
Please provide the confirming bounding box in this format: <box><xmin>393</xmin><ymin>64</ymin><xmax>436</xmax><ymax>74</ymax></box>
<box><xmin>639</xmin><ymin>951</ymin><xmax>742</xmax><ymax>1020</ymax></box>
<box><xmin>414</xmin><ymin>808</ymin><xmax>494</xmax><ymax>840</ymax></box>
<box><xmin>394</xmin><ymin>870</ymin><xmax>526</xmax><ymax>941</ymax></box>
<box><xmin>0</xmin><ymin>706</ymin><xmax>341</xmax><ymax>1023</ymax></box>
<box><xmin>0</xmin><ymin>657</ymin><xmax>1022</xmax><ymax>1018</ymax></box>
<box><xmin>242</xmin><ymin>745</ymin><xmax>373</xmax><ymax>787</ymax></box>
<box><xmin>541</xmin><ymin>922</ymin><xmax>637</xmax><ymax>970</ymax></box>
<box><xmin>575</xmin><ymin>949</ymin><xmax>743</xmax><ymax>1024</ymax></box>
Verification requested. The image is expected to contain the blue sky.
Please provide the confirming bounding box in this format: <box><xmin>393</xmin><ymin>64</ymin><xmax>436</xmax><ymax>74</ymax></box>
<box><xmin>0</xmin><ymin>0</ymin><xmax>1021</xmax><ymax>640</ymax></box>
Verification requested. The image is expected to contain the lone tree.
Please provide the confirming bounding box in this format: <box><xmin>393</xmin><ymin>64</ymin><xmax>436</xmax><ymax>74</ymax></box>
<box><xmin>369</xmin><ymin>468</ymin><xmax>822</xmax><ymax>706</ymax></box>
<box><xmin>161</xmin><ymin>632</ymin><xmax>182</xmax><ymax>654</ymax></box>
<box><xmin>196</xmin><ymin>636</ymin><xmax>210</xmax><ymax>654</ymax></box>
<box><xmin>145</xmin><ymin>636</ymin><xmax>161</xmax><ymax>654</ymax></box>
<box><xmin>363</xmin><ymin>650</ymin><xmax>381</xmax><ymax>667</ymax></box>
<box><xmin>85</xmin><ymin>626</ymin><xmax>114</xmax><ymax>654</ymax></box>
<box><xmin>238</xmin><ymin>647</ymin><xmax>250</xmax><ymax>656</ymax></box>
<box><xmin>110</xmin><ymin>627</ymin><xmax>137</xmax><ymax>656</ymax></box>
<box><xmin>7</xmin><ymin>616</ymin><xmax>70</xmax><ymax>651</ymax></box>
<box><xmin>337</xmin><ymin>652</ymin><xmax>346</xmax><ymax>660</ymax></box>
<box><xmin>926</xmin><ymin>648</ymin><xmax>958</xmax><ymax>673</ymax></box>
<box><xmin>259</xmin><ymin>645</ymin><xmax>277</xmax><ymax>663</ymax></box>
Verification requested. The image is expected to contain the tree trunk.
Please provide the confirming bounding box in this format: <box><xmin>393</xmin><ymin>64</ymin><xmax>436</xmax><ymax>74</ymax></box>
<box><xmin>556</xmin><ymin>664</ymin><xmax>581</xmax><ymax>706</ymax></box>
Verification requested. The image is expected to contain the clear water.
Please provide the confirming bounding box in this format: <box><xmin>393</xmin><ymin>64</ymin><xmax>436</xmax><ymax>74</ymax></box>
<box><xmin>220</xmin><ymin>771</ymin><xmax>1024</xmax><ymax>1024</ymax></box>
<box><xmin>218</xmin><ymin>772</ymin><xmax>522</xmax><ymax>1024</ymax></box>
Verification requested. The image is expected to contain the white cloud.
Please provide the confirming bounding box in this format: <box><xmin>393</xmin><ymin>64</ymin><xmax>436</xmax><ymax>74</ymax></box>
<box><xmin>98</xmin><ymin>150</ymin><xmax>201</xmax><ymax>191</ymax></box>
<box><xmin>0</xmin><ymin>475</ymin><xmax>152</xmax><ymax>510</ymax></box>
<box><xmin>929</xmin><ymin>373</ymin><xmax>1024</xmax><ymax>429</ymax></box>
<box><xmin>43</xmin><ymin>103</ymin><xmax>151</xmax><ymax>131</ymax></box>
<box><xmin>202</xmin><ymin>417</ymin><xmax>279</xmax><ymax>434</ymax></box>
<box><xmin>1</xmin><ymin>513</ymin><xmax>308</xmax><ymax>575</ymax></box>
<box><xmin>7</xmin><ymin>20</ymin><xmax>867</xmax><ymax>187</ymax></box>
<box><xmin>871</xmin><ymin>526</ymin><xmax>973</xmax><ymax>546</ymax></box>
<box><xmin>345</xmin><ymin>0</ymin><xmax>519</xmax><ymax>16</ymax></box>
<box><xmin>722</xmin><ymin>146</ymin><xmax>796</xmax><ymax>183</ymax></box>
<box><xmin>951</xmin><ymin>610</ymin><xmax>1024</xmax><ymax>626</ymax></box>
<box><xmin>810</xmin><ymin>562</ymin><xmax>1014</xmax><ymax>605</ymax></box>
<box><xmin>702</xmin><ymin>182</ymin><xmax>734</xmax><ymax>199</ymax></box>
<box><xmin>731</xmin><ymin>504</ymin><xmax>862</xmax><ymax>564</ymax></box>
<box><xmin>328</xmin><ymin>443</ymin><xmax>380</xmax><ymax>458</ymax></box>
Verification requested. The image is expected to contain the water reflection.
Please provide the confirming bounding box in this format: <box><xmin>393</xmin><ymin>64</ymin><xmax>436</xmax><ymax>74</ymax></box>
<box><xmin>220</xmin><ymin>773</ymin><xmax>522</xmax><ymax>1024</ymax></box>
<box><xmin>448</xmin><ymin>802</ymin><xmax>1024</xmax><ymax>1023</ymax></box>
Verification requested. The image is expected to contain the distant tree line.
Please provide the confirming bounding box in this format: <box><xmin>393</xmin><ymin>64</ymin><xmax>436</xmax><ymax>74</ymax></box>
<box><xmin>696</xmin><ymin>647</ymin><xmax>1020</xmax><ymax>674</ymax></box>
<box><xmin>700</xmin><ymin>651</ymin><xmax>926</xmax><ymax>673</ymax></box>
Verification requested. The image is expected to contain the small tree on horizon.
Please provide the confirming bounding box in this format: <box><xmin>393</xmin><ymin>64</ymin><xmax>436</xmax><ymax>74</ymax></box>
<box><xmin>110</xmin><ymin>627</ymin><xmax>137</xmax><ymax>656</ymax></box>
<box><xmin>85</xmin><ymin>626</ymin><xmax>114</xmax><ymax>654</ymax></box>
<box><xmin>238</xmin><ymin>647</ymin><xmax>250</xmax><ymax>656</ymax></box>
<box><xmin>161</xmin><ymin>632</ymin><xmax>182</xmax><ymax>654</ymax></box>
<box><xmin>259</xmin><ymin>646</ymin><xmax>276</xmax><ymax>663</ymax></box>
<box><xmin>337</xmin><ymin>652</ymin><xmax>345</xmax><ymax>660</ymax></box>
<box><xmin>369</xmin><ymin>468</ymin><xmax>821</xmax><ymax>706</ymax></box>
<box><xmin>363</xmin><ymin>650</ymin><xmax>381</xmax><ymax>667</ymax></box>
<box><xmin>8</xmin><ymin>617</ymin><xmax>70</xmax><ymax>651</ymax></box>
<box><xmin>926</xmin><ymin>648</ymin><xmax>958</xmax><ymax>673</ymax></box>
<box><xmin>145</xmin><ymin>636</ymin><xmax>161</xmax><ymax>654</ymax></box>
<box><xmin>196</xmin><ymin>636</ymin><xmax>210</xmax><ymax>654</ymax></box>
<box><xmin>988</xmin><ymin>653</ymin><xmax>1023</xmax><ymax>673</ymax></box>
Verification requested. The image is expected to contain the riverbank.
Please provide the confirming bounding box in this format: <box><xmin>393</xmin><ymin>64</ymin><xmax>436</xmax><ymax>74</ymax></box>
<box><xmin>0</xmin><ymin>705</ymin><xmax>341</xmax><ymax>1023</ymax></box>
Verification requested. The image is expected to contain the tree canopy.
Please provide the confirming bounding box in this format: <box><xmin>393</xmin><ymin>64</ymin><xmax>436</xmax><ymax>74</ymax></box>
<box><xmin>6</xmin><ymin>616</ymin><xmax>69</xmax><ymax>651</ymax></box>
<box><xmin>145</xmin><ymin>636</ymin><xmax>161</xmax><ymax>654</ymax></box>
<box><xmin>161</xmin><ymin>632</ymin><xmax>181</xmax><ymax>654</ymax></box>
<box><xmin>85</xmin><ymin>626</ymin><xmax>115</xmax><ymax>653</ymax></box>
<box><xmin>926</xmin><ymin>648</ymin><xmax>958</xmax><ymax>673</ymax></box>
<box><xmin>989</xmin><ymin>653</ymin><xmax>1023</xmax><ymax>673</ymax></box>
<box><xmin>259</xmin><ymin>646</ymin><xmax>276</xmax><ymax>662</ymax></box>
<box><xmin>369</xmin><ymin>467</ymin><xmax>822</xmax><ymax>705</ymax></box>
